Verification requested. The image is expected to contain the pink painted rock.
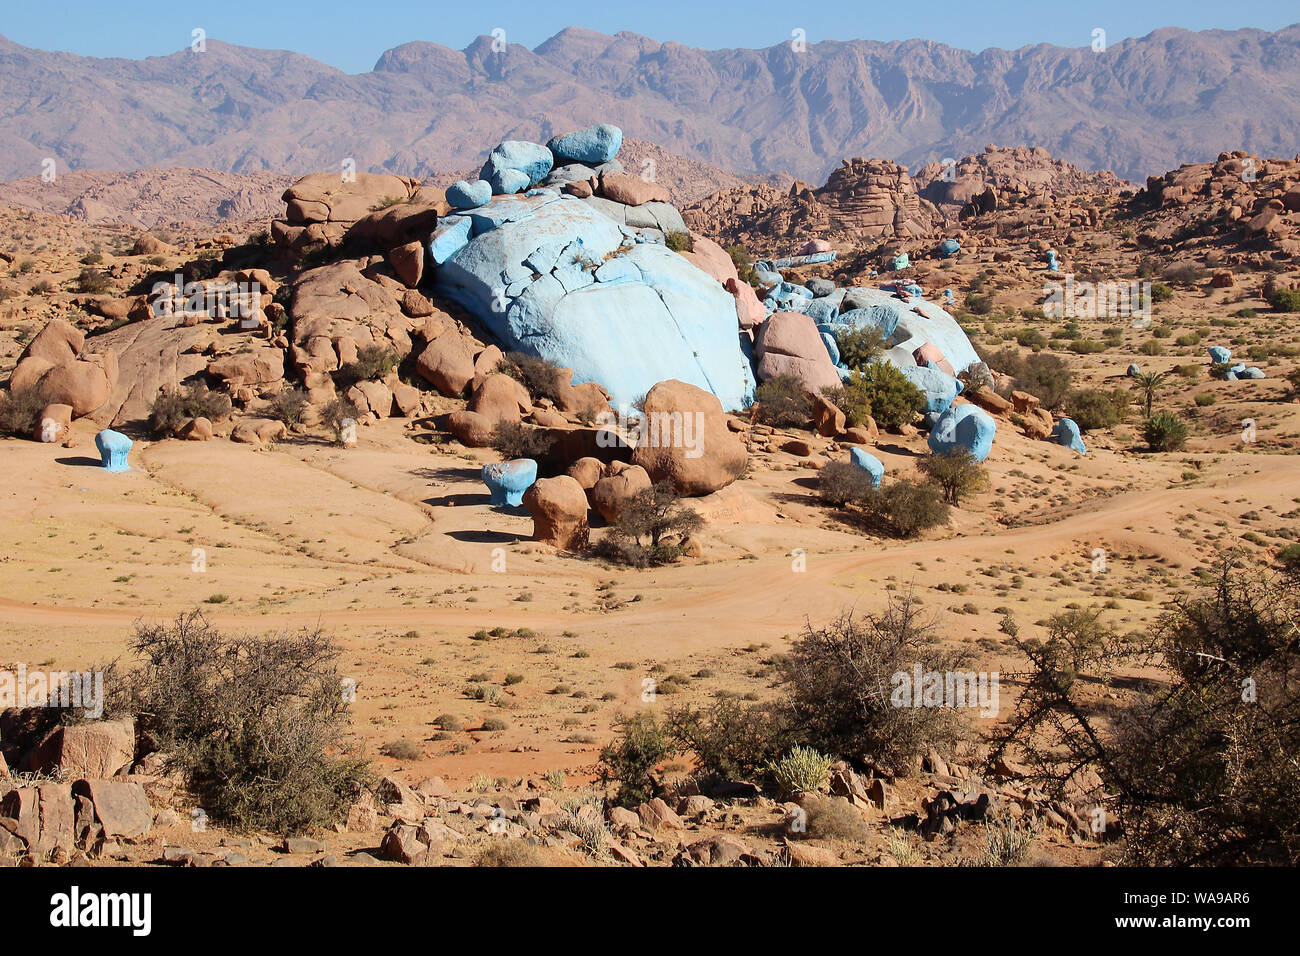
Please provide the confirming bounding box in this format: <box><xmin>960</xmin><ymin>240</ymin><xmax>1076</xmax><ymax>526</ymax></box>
<box><xmin>725</xmin><ymin>277</ymin><xmax>765</xmax><ymax>330</ymax></box>
<box><xmin>753</xmin><ymin>312</ymin><xmax>843</xmax><ymax>394</ymax></box>
<box><xmin>912</xmin><ymin>343</ymin><xmax>955</xmax><ymax>377</ymax></box>
<box><xmin>680</xmin><ymin>235</ymin><xmax>738</xmax><ymax>285</ymax></box>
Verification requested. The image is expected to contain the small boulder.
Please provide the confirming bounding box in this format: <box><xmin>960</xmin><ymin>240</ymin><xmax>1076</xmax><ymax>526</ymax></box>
<box><xmin>34</xmin><ymin>403</ymin><xmax>73</xmax><ymax>443</ymax></box>
<box><xmin>94</xmin><ymin>429</ymin><xmax>132</xmax><ymax>471</ymax></box>
<box><xmin>522</xmin><ymin>476</ymin><xmax>590</xmax><ymax>550</ymax></box>
<box><xmin>1052</xmin><ymin>417</ymin><xmax>1087</xmax><ymax>454</ymax></box>
<box><xmin>445</xmin><ymin>179</ymin><xmax>492</xmax><ymax>210</ymax></box>
<box><xmin>631</xmin><ymin>379</ymin><xmax>747</xmax><ymax>496</ymax></box>
<box><xmin>849</xmin><ymin>447</ymin><xmax>884</xmax><ymax>487</ymax></box>
<box><xmin>481</xmin><ymin>459</ymin><xmax>538</xmax><ymax>507</ymax></box>
<box><xmin>547</xmin><ymin>124</ymin><xmax>623</xmax><ymax>164</ymax></box>
<box><xmin>590</xmin><ymin>464</ymin><xmax>652</xmax><ymax>523</ymax></box>
<box><xmin>928</xmin><ymin>404</ymin><xmax>996</xmax><ymax>462</ymax></box>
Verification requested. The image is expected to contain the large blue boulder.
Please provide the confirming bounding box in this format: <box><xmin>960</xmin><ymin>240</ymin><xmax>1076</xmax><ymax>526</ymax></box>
<box><xmin>95</xmin><ymin>429</ymin><xmax>132</xmax><ymax>472</ymax></box>
<box><xmin>899</xmin><ymin>364</ymin><xmax>959</xmax><ymax>415</ymax></box>
<box><xmin>482</xmin><ymin>459</ymin><xmax>538</xmax><ymax>506</ymax></box>
<box><xmin>480</xmin><ymin>141</ymin><xmax>554</xmax><ymax>193</ymax></box>
<box><xmin>835</xmin><ymin>305</ymin><xmax>901</xmax><ymax>339</ymax></box>
<box><xmin>431</xmin><ymin>191</ymin><xmax>754</xmax><ymax>410</ymax></box>
<box><xmin>446</xmin><ymin>179</ymin><xmax>492</xmax><ymax>210</ymax></box>
<box><xmin>489</xmin><ymin>167</ymin><xmax>531</xmax><ymax>195</ymax></box>
<box><xmin>849</xmin><ymin>447</ymin><xmax>884</xmax><ymax>488</ymax></box>
<box><xmin>1207</xmin><ymin>345</ymin><xmax>1231</xmax><ymax>364</ymax></box>
<box><xmin>928</xmin><ymin>405</ymin><xmax>996</xmax><ymax>462</ymax></box>
<box><xmin>938</xmin><ymin>238</ymin><xmax>961</xmax><ymax>258</ymax></box>
<box><xmin>1240</xmin><ymin>366</ymin><xmax>1266</xmax><ymax>379</ymax></box>
<box><xmin>429</xmin><ymin>216</ymin><xmax>473</xmax><ymax>265</ymax></box>
<box><xmin>547</xmin><ymin>124</ymin><xmax>623</xmax><ymax>165</ymax></box>
<box><xmin>832</xmin><ymin>287</ymin><xmax>979</xmax><ymax>375</ymax></box>
<box><xmin>1053</xmin><ymin>417</ymin><xmax>1087</xmax><ymax>454</ymax></box>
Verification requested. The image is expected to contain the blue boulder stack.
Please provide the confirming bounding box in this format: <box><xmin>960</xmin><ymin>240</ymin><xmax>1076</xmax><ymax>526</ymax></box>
<box><xmin>482</xmin><ymin>459</ymin><xmax>539</xmax><ymax>506</ymax></box>
<box><xmin>95</xmin><ymin>429</ymin><xmax>133</xmax><ymax>472</ymax></box>
<box><xmin>899</xmin><ymin>364</ymin><xmax>959</xmax><ymax>415</ymax></box>
<box><xmin>547</xmin><ymin>124</ymin><xmax>623</xmax><ymax>165</ymax></box>
<box><xmin>1053</xmin><ymin>417</ymin><xmax>1087</xmax><ymax>455</ymax></box>
<box><xmin>849</xmin><ymin>447</ymin><xmax>885</xmax><ymax>488</ymax></box>
<box><xmin>446</xmin><ymin>179</ymin><xmax>492</xmax><ymax>210</ymax></box>
<box><xmin>481</xmin><ymin>141</ymin><xmax>554</xmax><ymax>195</ymax></box>
<box><xmin>928</xmin><ymin>405</ymin><xmax>996</xmax><ymax>462</ymax></box>
<box><xmin>1207</xmin><ymin>345</ymin><xmax>1231</xmax><ymax>364</ymax></box>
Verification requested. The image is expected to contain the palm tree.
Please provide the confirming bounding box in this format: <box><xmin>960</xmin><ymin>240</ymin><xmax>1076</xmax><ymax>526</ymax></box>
<box><xmin>1132</xmin><ymin>371</ymin><xmax>1168</xmax><ymax>417</ymax></box>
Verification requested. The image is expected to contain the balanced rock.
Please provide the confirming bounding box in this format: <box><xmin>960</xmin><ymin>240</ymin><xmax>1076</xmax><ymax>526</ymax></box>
<box><xmin>482</xmin><ymin>459</ymin><xmax>539</xmax><ymax>507</ymax></box>
<box><xmin>547</xmin><ymin>124</ymin><xmax>623</xmax><ymax>165</ymax></box>
<box><xmin>523</xmin><ymin>476</ymin><xmax>590</xmax><ymax>550</ymax></box>
<box><xmin>631</xmin><ymin>380</ymin><xmax>748</xmax><ymax>496</ymax></box>
<box><xmin>94</xmin><ymin>429</ymin><xmax>132</xmax><ymax>471</ymax></box>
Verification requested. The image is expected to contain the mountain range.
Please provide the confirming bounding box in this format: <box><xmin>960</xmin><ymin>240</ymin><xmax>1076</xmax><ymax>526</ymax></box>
<box><xmin>1</xmin><ymin>24</ymin><xmax>1298</xmax><ymax>185</ymax></box>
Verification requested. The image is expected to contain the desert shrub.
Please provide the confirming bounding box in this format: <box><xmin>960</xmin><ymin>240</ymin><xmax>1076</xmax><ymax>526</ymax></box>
<box><xmin>1143</xmin><ymin>411</ymin><xmax>1189</xmax><ymax>451</ymax></box>
<box><xmin>988</xmin><ymin>348</ymin><xmax>1072</xmax><ymax>409</ymax></box>
<box><xmin>147</xmin><ymin>383</ymin><xmax>233</xmax><ymax>437</ymax></box>
<box><xmin>490</xmin><ymin>420</ymin><xmax>555</xmax><ymax>461</ymax></box>
<box><xmin>817</xmin><ymin>460</ymin><xmax>879</xmax><ymax>508</ymax></box>
<box><xmin>854</xmin><ymin>479</ymin><xmax>950</xmax><ymax>538</ymax></box>
<box><xmin>0</xmin><ymin>388</ymin><xmax>48</xmax><ymax>437</ymax></box>
<box><xmin>1278</xmin><ymin>544</ymin><xmax>1300</xmax><ymax>574</ymax></box>
<box><xmin>1268</xmin><ymin>288</ymin><xmax>1300</xmax><ymax>312</ymax></box>
<box><xmin>75</xmin><ymin>268</ymin><xmax>112</xmax><ymax>294</ymax></box>
<box><xmin>336</xmin><ymin>345</ymin><xmax>396</xmax><ymax>388</ymax></box>
<box><xmin>833</xmin><ymin>325</ymin><xmax>886</xmax><ymax>370</ymax></box>
<box><xmin>1138</xmin><ymin>338</ymin><xmax>1164</xmax><ymax>356</ymax></box>
<box><xmin>795</xmin><ymin>794</ymin><xmax>871</xmax><ymax>842</ymax></box>
<box><xmin>753</xmin><ymin>374</ymin><xmax>812</xmax><ymax>426</ymax></box>
<box><xmin>599</xmin><ymin>711</ymin><xmax>675</xmax><ymax>805</ymax></box>
<box><xmin>1193</xmin><ymin>393</ymin><xmax>1216</xmax><ymax>407</ymax></box>
<box><xmin>725</xmin><ymin>244</ymin><xmax>757</xmax><ymax>286</ymax></box>
<box><xmin>476</xmin><ymin>841</ymin><xmax>546</xmax><ymax>866</ymax></box>
<box><xmin>664</xmin><ymin>696</ymin><xmax>790</xmax><ymax>783</ymax></box>
<box><xmin>381</xmin><ymin>739</ymin><xmax>422</xmax><ymax>761</ymax></box>
<box><xmin>994</xmin><ymin>557</ymin><xmax>1300</xmax><ymax>865</ymax></box>
<box><xmin>321</xmin><ymin>397</ymin><xmax>361</xmax><ymax>446</ymax></box>
<box><xmin>981</xmin><ymin>816</ymin><xmax>1036</xmax><ymax>866</ymax></box>
<box><xmin>766</xmin><ymin>745</ymin><xmax>834</xmax><ymax>797</ymax></box>
<box><xmin>1014</xmin><ymin>328</ymin><xmax>1048</xmax><ymax>351</ymax></box>
<box><xmin>828</xmin><ymin>362</ymin><xmax>926</xmax><ymax>430</ymax></box>
<box><xmin>1150</xmin><ymin>283</ymin><xmax>1174</xmax><ymax>303</ymax></box>
<box><xmin>964</xmin><ymin>292</ymin><xmax>994</xmax><ymax>316</ymax></box>
<box><xmin>917</xmin><ymin>450</ymin><xmax>989</xmax><ymax>505</ymax></box>
<box><xmin>1068</xmin><ymin>387</ymin><xmax>1129</xmax><ymax>430</ymax></box>
<box><xmin>267</xmin><ymin>388</ymin><xmax>310</xmax><ymax>427</ymax></box>
<box><xmin>113</xmin><ymin>610</ymin><xmax>368</xmax><ymax>834</ymax></box>
<box><xmin>777</xmin><ymin>596</ymin><xmax>968</xmax><ymax>776</ymax></box>
<box><xmin>498</xmin><ymin>352</ymin><xmax>569</xmax><ymax>402</ymax></box>
<box><xmin>664</xmin><ymin>231</ymin><xmax>694</xmax><ymax>253</ymax></box>
<box><xmin>820</xmin><ymin>381</ymin><xmax>871</xmax><ymax>428</ymax></box>
<box><xmin>595</xmin><ymin>481</ymin><xmax>702</xmax><ymax>567</ymax></box>
<box><xmin>1288</xmin><ymin>367</ymin><xmax>1300</xmax><ymax>397</ymax></box>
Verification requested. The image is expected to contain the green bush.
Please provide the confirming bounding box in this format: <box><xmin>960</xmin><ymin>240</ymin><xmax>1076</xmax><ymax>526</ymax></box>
<box><xmin>498</xmin><ymin>352</ymin><xmax>569</xmax><ymax>402</ymax></box>
<box><xmin>818</xmin><ymin>460</ymin><xmax>879</xmax><ymax>508</ymax></box>
<box><xmin>267</xmin><ymin>388</ymin><xmax>310</xmax><ymax>427</ymax></box>
<box><xmin>725</xmin><ymin>244</ymin><xmax>757</xmax><ymax>287</ymax></box>
<box><xmin>916</xmin><ymin>450</ymin><xmax>989</xmax><ymax>505</ymax></box>
<box><xmin>1193</xmin><ymin>393</ymin><xmax>1216</xmax><ymax>407</ymax></box>
<box><xmin>855</xmin><ymin>478</ymin><xmax>950</xmax><ymax>538</ymax></box>
<box><xmin>0</xmin><ymin>388</ymin><xmax>48</xmax><ymax>437</ymax></box>
<box><xmin>599</xmin><ymin>711</ymin><xmax>675</xmax><ymax>805</ymax></box>
<box><xmin>1068</xmin><ymin>387</ymin><xmax>1129</xmax><ymax>430</ymax></box>
<box><xmin>664</xmin><ymin>231</ymin><xmax>694</xmax><ymax>253</ymax></box>
<box><xmin>767</xmin><ymin>745</ymin><xmax>834</xmax><ymax>797</ymax></box>
<box><xmin>336</xmin><ymin>345</ymin><xmax>396</xmax><ymax>388</ymax></box>
<box><xmin>490</xmin><ymin>420</ymin><xmax>556</xmax><ymax>461</ymax></box>
<box><xmin>833</xmin><ymin>325</ymin><xmax>886</xmax><ymax>370</ymax></box>
<box><xmin>1268</xmin><ymin>288</ymin><xmax>1300</xmax><ymax>312</ymax></box>
<box><xmin>827</xmin><ymin>362</ymin><xmax>926</xmax><ymax>430</ymax></box>
<box><xmin>987</xmin><ymin>348</ymin><xmax>1073</xmax><ymax>409</ymax></box>
<box><xmin>665</xmin><ymin>697</ymin><xmax>790</xmax><ymax>783</ymax></box>
<box><xmin>114</xmin><ymin>611</ymin><xmax>368</xmax><ymax>834</ymax></box>
<box><xmin>75</xmin><ymin>268</ymin><xmax>112</xmax><ymax>294</ymax></box>
<box><xmin>1143</xmin><ymin>411</ymin><xmax>1189</xmax><ymax>451</ymax></box>
<box><xmin>753</xmin><ymin>374</ymin><xmax>812</xmax><ymax>427</ymax></box>
<box><xmin>594</xmin><ymin>481</ymin><xmax>702</xmax><ymax>567</ymax></box>
<box><xmin>1278</xmin><ymin>544</ymin><xmax>1300</xmax><ymax>574</ymax></box>
<box><xmin>321</xmin><ymin>397</ymin><xmax>361</xmax><ymax>446</ymax></box>
<box><xmin>1150</xmin><ymin>283</ymin><xmax>1174</xmax><ymax>303</ymax></box>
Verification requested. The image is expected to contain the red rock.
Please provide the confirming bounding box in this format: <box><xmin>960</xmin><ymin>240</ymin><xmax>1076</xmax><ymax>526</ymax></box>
<box><xmin>71</xmin><ymin>779</ymin><xmax>152</xmax><ymax>839</ymax></box>
<box><xmin>599</xmin><ymin>171</ymin><xmax>671</xmax><ymax>206</ymax></box>
<box><xmin>25</xmin><ymin>719</ymin><xmax>134</xmax><ymax>779</ymax></box>
<box><xmin>754</xmin><ymin>312</ymin><xmax>843</xmax><ymax>394</ymax></box>
<box><xmin>416</xmin><ymin>331</ymin><xmax>476</xmax><ymax>396</ymax></box>
<box><xmin>725</xmin><ymin>277</ymin><xmax>765</xmax><ymax>330</ymax></box>
<box><xmin>591</xmin><ymin>464</ymin><xmax>652</xmax><ymax>523</ymax></box>
<box><xmin>679</xmin><ymin>234</ymin><xmax>738</xmax><ymax>285</ymax></box>
<box><xmin>522</xmin><ymin>476</ymin><xmax>590</xmax><ymax>550</ymax></box>
<box><xmin>33</xmin><ymin>403</ymin><xmax>72</xmax><ymax>443</ymax></box>
<box><xmin>631</xmin><ymin>379</ymin><xmax>748</xmax><ymax>496</ymax></box>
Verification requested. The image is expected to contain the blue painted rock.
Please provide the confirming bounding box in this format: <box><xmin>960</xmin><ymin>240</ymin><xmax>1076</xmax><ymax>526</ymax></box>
<box><xmin>1046</xmin><ymin>250</ymin><xmax>1059</xmax><ymax>271</ymax></box>
<box><xmin>938</xmin><ymin>238</ymin><xmax>961</xmax><ymax>258</ymax></box>
<box><xmin>1053</xmin><ymin>417</ymin><xmax>1087</xmax><ymax>454</ymax></box>
<box><xmin>899</xmin><ymin>364</ymin><xmax>959</xmax><ymax>415</ymax></box>
<box><xmin>431</xmin><ymin>191</ymin><xmax>753</xmax><ymax>410</ymax></box>
<box><xmin>806</xmin><ymin>278</ymin><xmax>836</xmax><ymax>298</ymax></box>
<box><xmin>95</xmin><ymin>429</ymin><xmax>132</xmax><ymax>471</ymax></box>
<box><xmin>446</xmin><ymin>179</ymin><xmax>492</xmax><ymax>210</ymax></box>
<box><xmin>891</xmin><ymin>253</ymin><xmax>910</xmax><ymax>271</ymax></box>
<box><xmin>482</xmin><ymin>458</ymin><xmax>539</xmax><ymax>506</ymax></box>
<box><xmin>804</xmin><ymin>297</ymin><xmax>839</xmax><ymax>324</ymax></box>
<box><xmin>1207</xmin><ymin>346</ymin><xmax>1232</xmax><ymax>364</ymax></box>
<box><xmin>489</xmin><ymin>167</ymin><xmax>532</xmax><ymax>195</ymax></box>
<box><xmin>1127</xmin><ymin>363</ymin><xmax>1141</xmax><ymax>377</ymax></box>
<box><xmin>835</xmin><ymin>305</ymin><xmax>901</xmax><ymax>339</ymax></box>
<box><xmin>849</xmin><ymin>447</ymin><xmax>884</xmax><ymax>488</ymax></box>
<box><xmin>480</xmin><ymin>141</ymin><xmax>554</xmax><ymax>191</ymax></box>
<box><xmin>547</xmin><ymin>124</ymin><xmax>623</xmax><ymax>165</ymax></box>
<box><xmin>928</xmin><ymin>404</ymin><xmax>996</xmax><ymax>462</ymax></box>
<box><xmin>1240</xmin><ymin>366</ymin><xmax>1266</xmax><ymax>379</ymax></box>
<box><xmin>429</xmin><ymin>216</ymin><xmax>473</xmax><ymax>265</ymax></box>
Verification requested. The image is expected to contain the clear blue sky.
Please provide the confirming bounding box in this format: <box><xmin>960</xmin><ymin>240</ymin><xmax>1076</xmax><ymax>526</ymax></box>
<box><xmin>3</xmin><ymin>0</ymin><xmax>1294</xmax><ymax>73</ymax></box>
